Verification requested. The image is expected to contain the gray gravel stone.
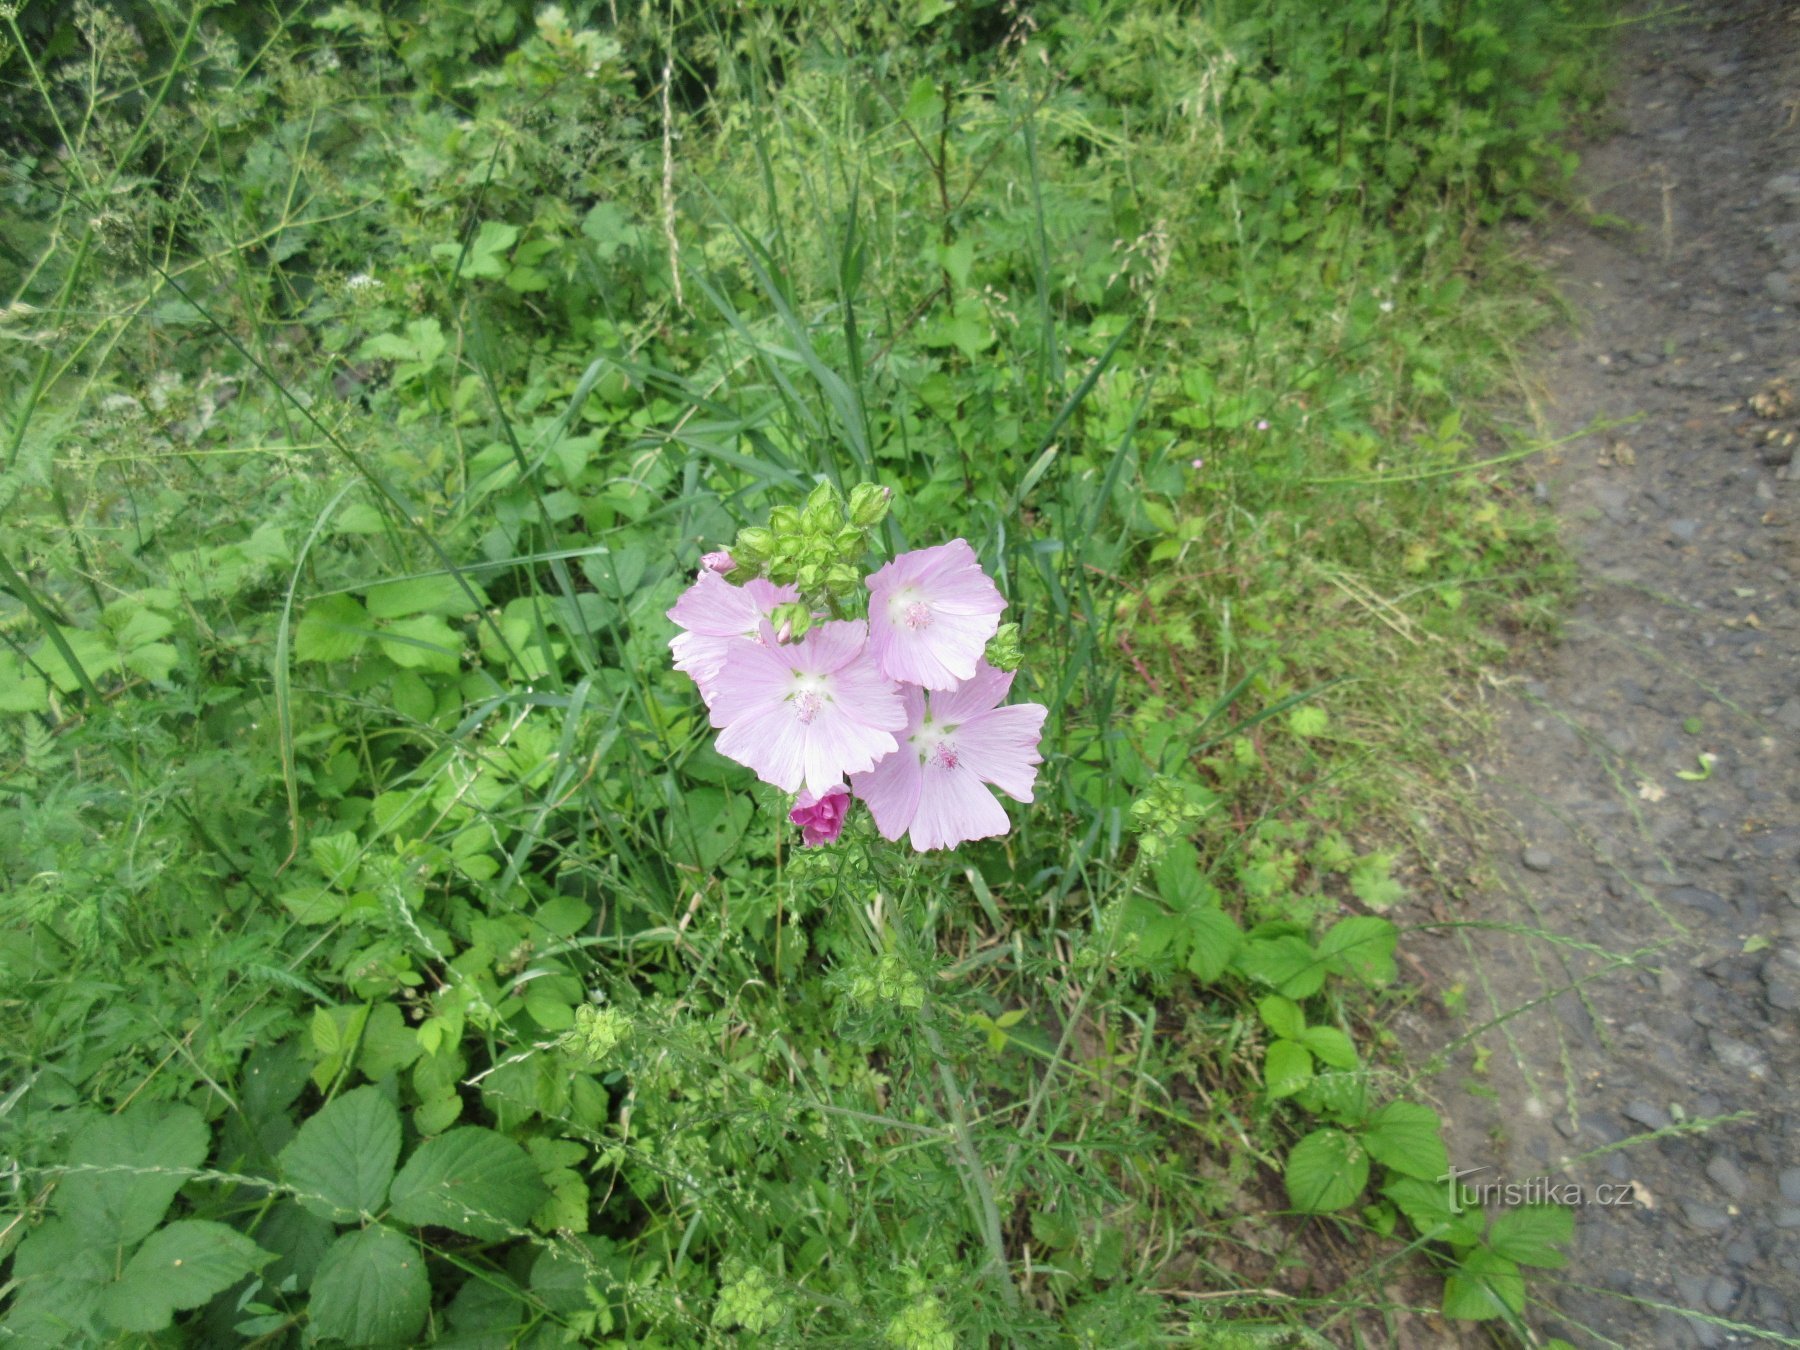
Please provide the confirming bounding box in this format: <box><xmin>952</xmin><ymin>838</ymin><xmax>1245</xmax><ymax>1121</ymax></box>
<box><xmin>1706</xmin><ymin>1155</ymin><xmax>1750</xmax><ymax>1201</ymax></box>
<box><xmin>1781</xmin><ymin>1168</ymin><xmax>1800</xmax><ymax>1205</ymax></box>
<box><xmin>1521</xmin><ymin>846</ymin><xmax>1555</xmax><ymax>872</ymax></box>
<box><xmin>1624</xmin><ymin>1099</ymin><xmax>1672</xmax><ymax>1131</ymax></box>
<box><xmin>1682</xmin><ymin>1200</ymin><xmax>1732</xmax><ymax>1233</ymax></box>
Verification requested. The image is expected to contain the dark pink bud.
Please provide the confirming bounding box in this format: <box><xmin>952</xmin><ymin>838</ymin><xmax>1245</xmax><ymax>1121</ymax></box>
<box><xmin>789</xmin><ymin>784</ymin><xmax>851</xmax><ymax>846</ymax></box>
<box><xmin>700</xmin><ymin>550</ymin><xmax>735</xmax><ymax>575</ymax></box>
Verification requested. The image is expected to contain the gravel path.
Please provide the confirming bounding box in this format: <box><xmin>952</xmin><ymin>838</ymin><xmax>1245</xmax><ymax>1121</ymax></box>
<box><xmin>1406</xmin><ymin>3</ymin><xmax>1800</xmax><ymax>1346</ymax></box>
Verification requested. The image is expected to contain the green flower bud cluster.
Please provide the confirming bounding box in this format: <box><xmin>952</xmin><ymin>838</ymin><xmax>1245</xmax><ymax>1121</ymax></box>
<box><xmin>983</xmin><ymin>622</ymin><xmax>1023</xmax><ymax>672</ymax></box>
<box><xmin>884</xmin><ymin>1293</ymin><xmax>955</xmax><ymax>1350</ymax></box>
<box><xmin>845</xmin><ymin>951</ymin><xmax>924</xmax><ymax>1013</ymax></box>
<box><xmin>730</xmin><ymin>480</ymin><xmax>893</xmax><ymax>615</ymax></box>
<box><xmin>1128</xmin><ymin>774</ymin><xmax>1215</xmax><ymax>860</ymax></box>
<box><xmin>559</xmin><ymin>1003</ymin><xmax>633</xmax><ymax>1067</ymax></box>
<box><xmin>711</xmin><ymin>1262</ymin><xmax>788</xmax><ymax>1335</ymax></box>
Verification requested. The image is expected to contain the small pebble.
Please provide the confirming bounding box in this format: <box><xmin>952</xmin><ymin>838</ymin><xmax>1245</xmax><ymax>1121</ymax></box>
<box><xmin>1522</xmin><ymin>846</ymin><xmax>1555</xmax><ymax>873</ymax></box>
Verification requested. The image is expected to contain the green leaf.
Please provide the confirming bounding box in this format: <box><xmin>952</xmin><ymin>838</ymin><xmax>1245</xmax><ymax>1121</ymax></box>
<box><xmin>1487</xmin><ymin>1204</ymin><xmax>1573</xmax><ymax>1269</ymax></box>
<box><xmin>365</xmin><ymin>574</ymin><xmax>482</xmax><ymax>619</ymax></box>
<box><xmin>278</xmin><ymin>1086</ymin><xmax>400</xmax><ymax>1222</ymax></box>
<box><xmin>4</xmin><ymin>1219</ymin><xmax>111</xmax><ymax>1343</ymax></box>
<box><xmin>1288</xmin><ymin>705</ymin><xmax>1329</xmax><ymax>737</ymax></box>
<box><xmin>1442</xmin><ymin>1248</ymin><xmax>1525</xmax><ymax>1321</ymax></box>
<box><xmin>1235</xmin><ymin>934</ymin><xmax>1326</xmax><ymax>998</ymax></box>
<box><xmin>388</xmin><ymin>1128</ymin><xmax>548</xmax><ymax>1239</ymax></box>
<box><xmin>376</xmin><ymin>615</ymin><xmax>462</xmax><ymax>674</ymax></box>
<box><xmin>903</xmin><ymin>75</ymin><xmax>945</xmax><ymax>125</ymax></box>
<box><xmin>1184</xmin><ymin>906</ymin><xmax>1243</xmax><ymax>983</ymax></box>
<box><xmin>1300</xmin><ymin>1025</ymin><xmax>1360</xmax><ymax>1070</ymax></box>
<box><xmin>1257</xmin><ymin>994</ymin><xmax>1307</xmax><ymax>1041</ymax></box>
<box><xmin>1284</xmin><ymin>1128</ymin><xmax>1369</xmax><ymax>1213</ymax></box>
<box><xmin>0</xmin><ymin>648</ymin><xmax>50</xmax><ymax>712</ymax></box>
<box><xmin>100</xmin><ymin>1221</ymin><xmax>272</xmax><ymax>1333</ymax></box>
<box><xmin>35</xmin><ymin>626</ymin><xmax>119</xmax><ymax>692</ymax></box>
<box><xmin>308</xmin><ymin>1226</ymin><xmax>429</xmax><ymax>1347</ymax></box>
<box><xmin>1383</xmin><ymin>1175</ymin><xmax>1485</xmax><ymax>1248</ymax></box>
<box><xmin>456</xmin><ymin>221</ymin><xmax>520</xmax><ymax>279</ymax></box>
<box><xmin>1363</xmin><ymin>1100</ymin><xmax>1448</xmax><ymax>1181</ymax></box>
<box><xmin>61</xmin><ymin>1102</ymin><xmax>208</xmax><ymax>1245</ymax></box>
<box><xmin>1264</xmin><ymin>1040</ymin><xmax>1314</xmax><ymax>1098</ymax></box>
<box><xmin>1317</xmin><ymin>915</ymin><xmax>1398</xmax><ymax>986</ymax></box>
<box><xmin>1348</xmin><ymin>853</ymin><xmax>1405</xmax><ymax>911</ymax></box>
<box><xmin>295</xmin><ymin>595</ymin><xmax>371</xmax><ymax>664</ymax></box>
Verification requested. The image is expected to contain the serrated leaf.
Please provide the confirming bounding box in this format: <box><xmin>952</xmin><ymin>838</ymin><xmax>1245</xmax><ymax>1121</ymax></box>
<box><xmin>1264</xmin><ymin>1040</ymin><xmax>1314</xmax><ymax>1098</ymax></box>
<box><xmin>1487</xmin><ymin>1204</ymin><xmax>1572</xmax><ymax>1268</ymax></box>
<box><xmin>308</xmin><ymin>1226</ymin><xmax>429</xmax><ymax>1347</ymax></box>
<box><xmin>376</xmin><ymin>614</ymin><xmax>462</xmax><ymax>674</ymax></box>
<box><xmin>1257</xmin><ymin>995</ymin><xmax>1307</xmax><ymax>1041</ymax></box>
<box><xmin>1184</xmin><ymin>905</ymin><xmax>1243</xmax><ymax>983</ymax></box>
<box><xmin>1363</xmin><ymin>1100</ymin><xmax>1448</xmax><ymax>1181</ymax></box>
<box><xmin>1284</xmin><ymin>1128</ymin><xmax>1369</xmax><ymax>1213</ymax></box>
<box><xmin>1442</xmin><ymin>1248</ymin><xmax>1524</xmax><ymax>1320</ymax></box>
<box><xmin>1317</xmin><ymin>915</ymin><xmax>1398</xmax><ymax>986</ymax></box>
<box><xmin>100</xmin><ymin>1220</ymin><xmax>272</xmax><ymax>1333</ymax></box>
<box><xmin>0</xmin><ymin>649</ymin><xmax>50</xmax><ymax>712</ymax></box>
<box><xmin>279</xmin><ymin>1087</ymin><xmax>399</xmax><ymax>1222</ymax></box>
<box><xmin>4</xmin><ymin>1218</ymin><xmax>111</xmax><ymax>1343</ymax></box>
<box><xmin>1235</xmin><ymin>934</ymin><xmax>1326</xmax><ymax>998</ymax></box>
<box><xmin>365</xmin><ymin>574</ymin><xmax>482</xmax><ymax>619</ymax></box>
<box><xmin>295</xmin><ymin>595</ymin><xmax>371</xmax><ymax>664</ymax></box>
<box><xmin>61</xmin><ymin>1102</ymin><xmax>208</xmax><ymax>1245</ymax></box>
<box><xmin>1288</xmin><ymin>705</ymin><xmax>1329</xmax><ymax>737</ymax></box>
<box><xmin>1383</xmin><ymin>1175</ymin><xmax>1485</xmax><ymax>1248</ymax></box>
<box><xmin>388</xmin><ymin>1128</ymin><xmax>548</xmax><ymax>1239</ymax></box>
<box><xmin>1300</xmin><ymin>1025</ymin><xmax>1360</xmax><ymax>1070</ymax></box>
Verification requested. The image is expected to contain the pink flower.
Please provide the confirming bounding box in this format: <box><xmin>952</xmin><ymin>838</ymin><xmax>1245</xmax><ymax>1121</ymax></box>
<box><xmin>667</xmin><ymin>571</ymin><xmax>797</xmax><ymax>705</ymax></box>
<box><xmin>790</xmin><ymin>784</ymin><xmax>851</xmax><ymax>846</ymax></box>
<box><xmin>850</xmin><ymin>661</ymin><xmax>1046</xmax><ymax>852</ymax></box>
<box><xmin>709</xmin><ymin>620</ymin><xmax>906</xmax><ymax>796</ymax></box>
<box><xmin>866</xmin><ymin>539</ymin><xmax>1006</xmax><ymax>690</ymax></box>
<box><xmin>700</xmin><ymin>550</ymin><xmax>736</xmax><ymax>575</ymax></box>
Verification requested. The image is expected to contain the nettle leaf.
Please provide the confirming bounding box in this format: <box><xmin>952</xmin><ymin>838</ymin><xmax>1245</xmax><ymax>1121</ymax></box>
<box><xmin>0</xmin><ymin>648</ymin><xmax>49</xmax><ymax>712</ymax></box>
<box><xmin>295</xmin><ymin>594</ymin><xmax>371</xmax><ymax>663</ymax></box>
<box><xmin>1317</xmin><ymin>915</ymin><xmax>1398</xmax><ymax>987</ymax></box>
<box><xmin>279</xmin><ymin>1087</ymin><xmax>400</xmax><ymax>1222</ymax></box>
<box><xmin>376</xmin><ymin>615</ymin><xmax>463</xmax><ymax>674</ymax></box>
<box><xmin>1363</xmin><ymin>1100</ymin><xmax>1448</xmax><ymax>1181</ymax></box>
<box><xmin>61</xmin><ymin>1101</ymin><xmax>208</xmax><ymax>1245</ymax></box>
<box><xmin>1442</xmin><ymin>1247</ymin><xmax>1525</xmax><ymax>1321</ymax></box>
<box><xmin>1487</xmin><ymin>1204</ymin><xmax>1573</xmax><ymax>1269</ymax></box>
<box><xmin>308</xmin><ymin>1226</ymin><xmax>429</xmax><ymax>1347</ymax></box>
<box><xmin>1264</xmin><ymin>1040</ymin><xmax>1314</xmax><ymax>1098</ymax></box>
<box><xmin>1383</xmin><ymin>1175</ymin><xmax>1485</xmax><ymax>1249</ymax></box>
<box><xmin>99</xmin><ymin>1220</ymin><xmax>273</xmax><ymax>1333</ymax></box>
<box><xmin>365</xmin><ymin>573</ymin><xmax>484</xmax><ymax>619</ymax></box>
<box><xmin>1283</xmin><ymin>1128</ymin><xmax>1369</xmax><ymax>1214</ymax></box>
<box><xmin>388</xmin><ymin>1127</ymin><xmax>548</xmax><ymax>1240</ymax></box>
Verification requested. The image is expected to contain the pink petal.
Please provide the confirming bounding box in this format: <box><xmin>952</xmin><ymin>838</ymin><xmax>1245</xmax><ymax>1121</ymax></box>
<box><xmin>929</xmin><ymin>661</ymin><xmax>1014</xmax><ymax>723</ymax></box>
<box><xmin>952</xmin><ymin>703</ymin><xmax>1047</xmax><ymax>802</ymax></box>
<box><xmin>707</xmin><ymin>639</ymin><xmax>795</xmax><ymax>730</ymax></box>
<box><xmin>907</xmin><ymin>760</ymin><xmax>1010</xmax><ymax>851</ymax></box>
<box><xmin>851</xmin><ymin>744</ymin><xmax>923</xmax><ymax>842</ymax></box>
<box><xmin>667</xmin><ymin>569</ymin><xmax>760</xmax><ymax>637</ymax></box>
<box><xmin>715</xmin><ymin>708</ymin><xmax>807</xmax><ymax>792</ymax></box>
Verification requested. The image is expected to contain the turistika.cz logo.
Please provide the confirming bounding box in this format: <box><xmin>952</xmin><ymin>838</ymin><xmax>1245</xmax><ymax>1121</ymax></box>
<box><xmin>1441</xmin><ymin>1165</ymin><xmax>1639</xmax><ymax>1214</ymax></box>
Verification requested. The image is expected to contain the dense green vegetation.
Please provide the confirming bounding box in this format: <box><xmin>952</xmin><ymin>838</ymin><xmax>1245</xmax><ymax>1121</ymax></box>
<box><xmin>1</xmin><ymin>0</ymin><xmax>1606</xmax><ymax>1343</ymax></box>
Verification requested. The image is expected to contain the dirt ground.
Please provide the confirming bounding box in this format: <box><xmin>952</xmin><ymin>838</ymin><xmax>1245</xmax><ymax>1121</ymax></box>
<box><xmin>1400</xmin><ymin>2</ymin><xmax>1800</xmax><ymax>1347</ymax></box>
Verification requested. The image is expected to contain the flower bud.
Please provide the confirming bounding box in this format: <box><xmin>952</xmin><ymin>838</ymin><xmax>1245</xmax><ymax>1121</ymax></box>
<box><xmin>769</xmin><ymin>506</ymin><xmax>802</xmax><ymax>536</ymax></box>
<box><xmin>983</xmin><ymin>622</ymin><xmax>1023</xmax><ymax>672</ymax></box>
<box><xmin>801</xmin><ymin>481</ymin><xmax>843</xmax><ymax>533</ymax></box>
<box><xmin>700</xmin><ymin>550</ymin><xmax>735</xmax><ymax>575</ymax></box>
<box><xmin>848</xmin><ymin>482</ymin><xmax>892</xmax><ymax>528</ymax></box>
<box><xmin>769</xmin><ymin>601</ymin><xmax>812</xmax><ymax>642</ymax></box>
<box><xmin>733</xmin><ymin>527</ymin><xmax>774</xmax><ymax>564</ymax></box>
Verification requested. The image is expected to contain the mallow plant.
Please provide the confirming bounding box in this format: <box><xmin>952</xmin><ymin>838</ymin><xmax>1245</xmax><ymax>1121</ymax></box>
<box><xmin>668</xmin><ymin>480</ymin><xmax>1049</xmax><ymax>1315</ymax></box>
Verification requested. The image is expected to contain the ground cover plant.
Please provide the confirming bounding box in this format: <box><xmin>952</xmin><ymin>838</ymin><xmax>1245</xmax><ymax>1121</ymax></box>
<box><xmin>1</xmin><ymin>0</ymin><xmax>1610</xmax><ymax>1343</ymax></box>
